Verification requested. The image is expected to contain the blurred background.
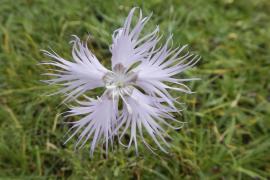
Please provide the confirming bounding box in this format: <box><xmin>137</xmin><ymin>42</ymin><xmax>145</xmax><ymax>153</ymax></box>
<box><xmin>0</xmin><ymin>0</ymin><xmax>269</xmax><ymax>179</ymax></box>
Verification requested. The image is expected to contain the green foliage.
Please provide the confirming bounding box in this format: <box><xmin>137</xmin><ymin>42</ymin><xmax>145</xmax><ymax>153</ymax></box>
<box><xmin>0</xmin><ymin>0</ymin><xmax>269</xmax><ymax>179</ymax></box>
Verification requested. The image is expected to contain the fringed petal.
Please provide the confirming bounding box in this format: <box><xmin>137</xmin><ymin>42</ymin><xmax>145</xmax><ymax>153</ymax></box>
<box><xmin>64</xmin><ymin>95</ymin><xmax>118</xmax><ymax>156</ymax></box>
<box><xmin>110</xmin><ymin>7</ymin><xmax>159</xmax><ymax>70</ymax></box>
<box><xmin>134</xmin><ymin>36</ymin><xmax>200</xmax><ymax>110</ymax></box>
<box><xmin>117</xmin><ymin>89</ymin><xmax>182</xmax><ymax>153</ymax></box>
<box><xmin>42</xmin><ymin>36</ymin><xmax>109</xmax><ymax>102</ymax></box>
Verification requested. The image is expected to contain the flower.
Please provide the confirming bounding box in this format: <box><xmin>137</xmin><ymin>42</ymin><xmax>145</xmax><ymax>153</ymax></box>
<box><xmin>42</xmin><ymin>7</ymin><xmax>199</xmax><ymax>155</ymax></box>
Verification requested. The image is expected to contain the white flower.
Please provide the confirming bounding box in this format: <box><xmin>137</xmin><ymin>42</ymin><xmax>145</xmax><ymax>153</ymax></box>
<box><xmin>43</xmin><ymin>7</ymin><xmax>199</xmax><ymax>155</ymax></box>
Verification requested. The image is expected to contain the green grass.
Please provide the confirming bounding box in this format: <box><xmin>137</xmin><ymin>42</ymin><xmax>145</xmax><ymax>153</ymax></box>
<box><xmin>0</xmin><ymin>0</ymin><xmax>270</xmax><ymax>179</ymax></box>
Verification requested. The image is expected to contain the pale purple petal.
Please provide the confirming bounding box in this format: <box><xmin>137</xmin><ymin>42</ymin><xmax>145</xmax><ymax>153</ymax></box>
<box><xmin>64</xmin><ymin>95</ymin><xmax>118</xmax><ymax>156</ymax></box>
<box><xmin>42</xmin><ymin>36</ymin><xmax>109</xmax><ymax>101</ymax></box>
<box><xmin>110</xmin><ymin>7</ymin><xmax>159</xmax><ymax>69</ymax></box>
<box><xmin>118</xmin><ymin>89</ymin><xmax>181</xmax><ymax>153</ymax></box>
<box><xmin>133</xmin><ymin>36</ymin><xmax>200</xmax><ymax>110</ymax></box>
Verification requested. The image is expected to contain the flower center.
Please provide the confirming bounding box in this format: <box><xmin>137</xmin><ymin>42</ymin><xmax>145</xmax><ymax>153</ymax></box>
<box><xmin>103</xmin><ymin>63</ymin><xmax>137</xmax><ymax>98</ymax></box>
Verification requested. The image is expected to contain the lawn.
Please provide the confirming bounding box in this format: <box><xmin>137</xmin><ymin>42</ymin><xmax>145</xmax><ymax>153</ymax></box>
<box><xmin>0</xmin><ymin>0</ymin><xmax>270</xmax><ymax>179</ymax></box>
